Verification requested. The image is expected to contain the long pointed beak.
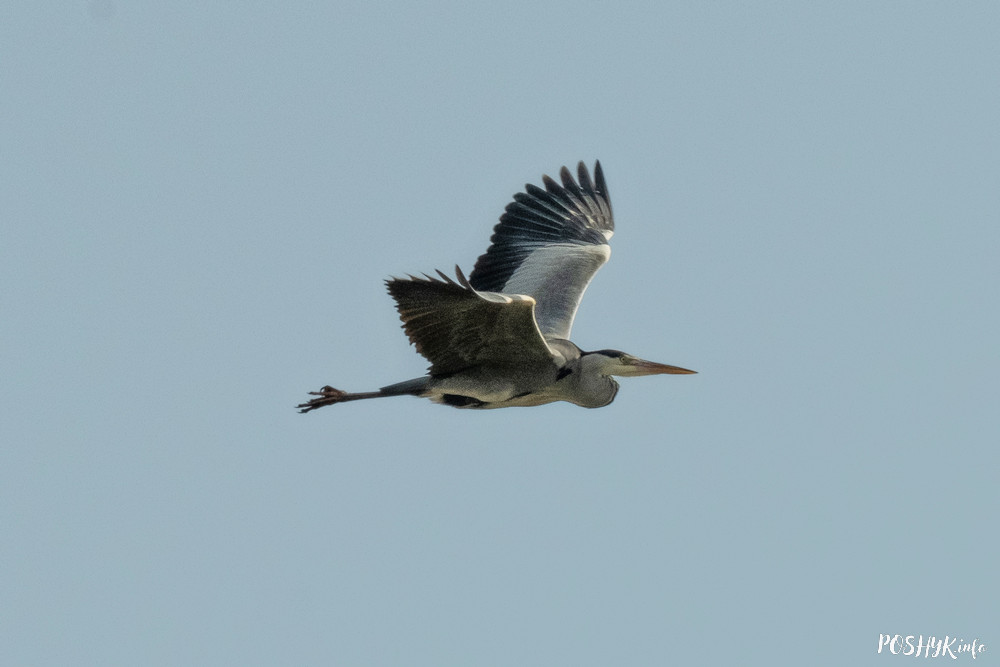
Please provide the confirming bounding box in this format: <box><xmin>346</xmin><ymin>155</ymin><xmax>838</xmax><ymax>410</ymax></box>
<box><xmin>632</xmin><ymin>359</ymin><xmax>697</xmax><ymax>376</ymax></box>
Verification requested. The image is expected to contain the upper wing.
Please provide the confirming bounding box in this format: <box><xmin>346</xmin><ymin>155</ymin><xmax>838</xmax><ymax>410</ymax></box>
<box><xmin>386</xmin><ymin>268</ymin><xmax>557</xmax><ymax>376</ymax></box>
<box><xmin>468</xmin><ymin>161</ymin><xmax>614</xmax><ymax>341</ymax></box>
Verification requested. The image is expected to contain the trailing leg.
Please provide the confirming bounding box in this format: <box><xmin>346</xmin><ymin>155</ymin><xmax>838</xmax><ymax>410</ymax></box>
<box><xmin>297</xmin><ymin>377</ymin><xmax>430</xmax><ymax>413</ymax></box>
<box><xmin>297</xmin><ymin>386</ymin><xmax>381</xmax><ymax>413</ymax></box>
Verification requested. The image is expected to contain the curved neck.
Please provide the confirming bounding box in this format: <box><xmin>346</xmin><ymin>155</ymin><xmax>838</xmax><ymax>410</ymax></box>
<box><xmin>567</xmin><ymin>354</ymin><xmax>620</xmax><ymax>408</ymax></box>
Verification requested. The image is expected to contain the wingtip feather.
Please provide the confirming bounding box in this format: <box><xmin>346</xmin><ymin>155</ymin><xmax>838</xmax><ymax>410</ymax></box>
<box><xmin>541</xmin><ymin>173</ymin><xmax>560</xmax><ymax>193</ymax></box>
<box><xmin>593</xmin><ymin>160</ymin><xmax>606</xmax><ymax>195</ymax></box>
<box><xmin>577</xmin><ymin>161</ymin><xmax>594</xmax><ymax>192</ymax></box>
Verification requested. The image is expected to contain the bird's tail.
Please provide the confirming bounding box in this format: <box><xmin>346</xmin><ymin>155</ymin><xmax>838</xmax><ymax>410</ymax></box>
<box><xmin>297</xmin><ymin>377</ymin><xmax>429</xmax><ymax>413</ymax></box>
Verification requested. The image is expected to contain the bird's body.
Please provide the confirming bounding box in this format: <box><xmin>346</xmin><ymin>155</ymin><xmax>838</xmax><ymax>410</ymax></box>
<box><xmin>298</xmin><ymin>161</ymin><xmax>694</xmax><ymax>413</ymax></box>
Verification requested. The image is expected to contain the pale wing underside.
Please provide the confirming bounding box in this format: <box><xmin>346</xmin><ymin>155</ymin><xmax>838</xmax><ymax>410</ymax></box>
<box><xmin>386</xmin><ymin>268</ymin><xmax>556</xmax><ymax>376</ymax></box>
<box><xmin>469</xmin><ymin>161</ymin><xmax>614</xmax><ymax>340</ymax></box>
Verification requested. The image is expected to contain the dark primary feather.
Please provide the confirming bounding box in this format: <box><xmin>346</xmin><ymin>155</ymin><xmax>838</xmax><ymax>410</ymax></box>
<box><xmin>385</xmin><ymin>267</ymin><xmax>555</xmax><ymax>376</ymax></box>
<box><xmin>468</xmin><ymin>161</ymin><xmax>614</xmax><ymax>292</ymax></box>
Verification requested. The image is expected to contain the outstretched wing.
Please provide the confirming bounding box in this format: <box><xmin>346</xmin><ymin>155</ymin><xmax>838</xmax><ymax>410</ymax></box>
<box><xmin>386</xmin><ymin>268</ymin><xmax>557</xmax><ymax>376</ymax></box>
<box><xmin>469</xmin><ymin>161</ymin><xmax>614</xmax><ymax>341</ymax></box>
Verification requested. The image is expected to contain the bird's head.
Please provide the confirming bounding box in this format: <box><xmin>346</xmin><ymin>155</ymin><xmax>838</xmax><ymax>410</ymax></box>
<box><xmin>584</xmin><ymin>349</ymin><xmax>697</xmax><ymax>378</ymax></box>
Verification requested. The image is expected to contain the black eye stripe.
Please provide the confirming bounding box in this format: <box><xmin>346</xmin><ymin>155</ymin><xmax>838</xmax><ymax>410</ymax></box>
<box><xmin>582</xmin><ymin>349</ymin><xmax>626</xmax><ymax>358</ymax></box>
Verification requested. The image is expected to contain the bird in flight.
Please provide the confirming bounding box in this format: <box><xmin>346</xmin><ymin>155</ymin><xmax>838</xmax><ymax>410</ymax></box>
<box><xmin>298</xmin><ymin>161</ymin><xmax>695</xmax><ymax>413</ymax></box>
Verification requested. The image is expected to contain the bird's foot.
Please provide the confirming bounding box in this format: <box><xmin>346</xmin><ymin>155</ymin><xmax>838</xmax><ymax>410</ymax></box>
<box><xmin>297</xmin><ymin>386</ymin><xmax>347</xmax><ymax>413</ymax></box>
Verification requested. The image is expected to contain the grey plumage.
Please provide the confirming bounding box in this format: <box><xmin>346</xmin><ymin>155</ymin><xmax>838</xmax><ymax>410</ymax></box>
<box><xmin>298</xmin><ymin>161</ymin><xmax>694</xmax><ymax>413</ymax></box>
<box><xmin>469</xmin><ymin>162</ymin><xmax>614</xmax><ymax>340</ymax></box>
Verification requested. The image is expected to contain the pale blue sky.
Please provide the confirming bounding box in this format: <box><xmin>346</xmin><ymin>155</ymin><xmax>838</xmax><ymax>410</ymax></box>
<box><xmin>2</xmin><ymin>2</ymin><xmax>998</xmax><ymax>665</ymax></box>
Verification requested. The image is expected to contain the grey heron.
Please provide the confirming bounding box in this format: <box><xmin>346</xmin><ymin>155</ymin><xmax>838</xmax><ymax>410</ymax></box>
<box><xmin>298</xmin><ymin>161</ymin><xmax>695</xmax><ymax>413</ymax></box>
